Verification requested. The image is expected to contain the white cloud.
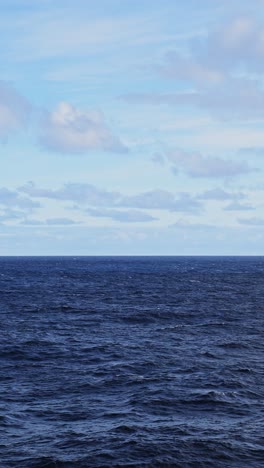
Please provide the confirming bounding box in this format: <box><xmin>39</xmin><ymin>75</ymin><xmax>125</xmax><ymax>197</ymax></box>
<box><xmin>205</xmin><ymin>16</ymin><xmax>264</xmax><ymax>72</ymax></box>
<box><xmin>46</xmin><ymin>217</ymin><xmax>80</xmax><ymax>225</ymax></box>
<box><xmin>197</xmin><ymin>78</ymin><xmax>264</xmax><ymax>119</ymax></box>
<box><xmin>189</xmin><ymin>125</ymin><xmax>264</xmax><ymax>149</ymax></box>
<box><xmin>121</xmin><ymin>15</ymin><xmax>264</xmax><ymax>120</ymax></box>
<box><xmin>224</xmin><ymin>202</ymin><xmax>254</xmax><ymax>211</ymax></box>
<box><xmin>0</xmin><ymin>208</ymin><xmax>26</xmax><ymax>223</ymax></box>
<box><xmin>21</xmin><ymin>219</ymin><xmax>44</xmax><ymax>226</ymax></box>
<box><xmin>239</xmin><ymin>146</ymin><xmax>264</xmax><ymax>156</ymax></box>
<box><xmin>167</xmin><ymin>148</ymin><xmax>252</xmax><ymax>178</ymax></box>
<box><xmin>39</xmin><ymin>102</ymin><xmax>127</xmax><ymax>154</ymax></box>
<box><xmin>0</xmin><ymin>187</ymin><xmax>41</xmax><ymax>225</ymax></box>
<box><xmin>0</xmin><ymin>187</ymin><xmax>40</xmax><ymax>210</ymax></box>
<box><xmin>22</xmin><ymin>217</ymin><xmax>80</xmax><ymax>226</ymax></box>
<box><xmin>19</xmin><ymin>182</ymin><xmax>203</xmax><ymax>214</ymax></box>
<box><xmin>161</xmin><ymin>15</ymin><xmax>264</xmax><ymax>80</ymax></box>
<box><xmin>86</xmin><ymin>208</ymin><xmax>157</xmax><ymax>223</ymax></box>
<box><xmin>19</xmin><ymin>181</ymin><xmax>121</xmax><ymax>205</ymax></box>
<box><xmin>199</xmin><ymin>188</ymin><xmax>245</xmax><ymax>200</ymax></box>
<box><xmin>170</xmin><ymin>219</ymin><xmax>216</xmax><ymax>230</ymax></box>
<box><xmin>238</xmin><ymin>217</ymin><xmax>264</xmax><ymax>226</ymax></box>
<box><xmin>0</xmin><ymin>81</ymin><xmax>31</xmax><ymax>140</ymax></box>
<box><xmin>119</xmin><ymin>189</ymin><xmax>202</xmax><ymax>212</ymax></box>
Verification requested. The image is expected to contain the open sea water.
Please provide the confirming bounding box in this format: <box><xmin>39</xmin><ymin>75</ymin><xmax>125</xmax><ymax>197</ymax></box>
<box><xmin>0</xmin><ymin>256</ymin><xmax>263</xmax><ymax>467</ymax></box>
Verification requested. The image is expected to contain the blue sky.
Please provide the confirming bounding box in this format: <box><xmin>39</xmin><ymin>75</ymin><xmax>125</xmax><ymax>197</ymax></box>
<box><xmin>1</xmin><ymin>0</ymin><xmax>264</xmax><ymax>255</ymax></box>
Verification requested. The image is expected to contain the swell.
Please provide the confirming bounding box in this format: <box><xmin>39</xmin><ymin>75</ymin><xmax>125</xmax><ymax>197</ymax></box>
<box><xmin>0</xmin><ymin>256</ymin><xmax>263</xmax><ymax>467</ymax></box>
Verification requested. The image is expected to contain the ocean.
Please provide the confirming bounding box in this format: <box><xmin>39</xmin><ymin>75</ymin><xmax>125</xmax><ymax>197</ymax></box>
<box><xmin>0</xmin><ymin>256</ymin><xmax>263</xmax><ymax>467</ymax></box>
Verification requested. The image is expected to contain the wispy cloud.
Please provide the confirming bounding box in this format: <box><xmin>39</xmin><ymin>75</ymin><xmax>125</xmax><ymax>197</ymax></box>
<box><xmin>4</xmin><ymin>6</ymin><xmax>176</xmax><ymax>62</ymax></box>
<box><xmin>121</xmin><ymin>79</ymin><xmax>264</xmax><ymax>120</ymax></box>
<box><xmin>157</xmin><ymin>51</ymin><xmax>224</xmax><ymax>85</ymax></box>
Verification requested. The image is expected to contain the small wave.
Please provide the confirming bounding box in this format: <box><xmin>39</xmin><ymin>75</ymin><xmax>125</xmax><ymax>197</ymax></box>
<box><xmin>236</xmin><ymin>367</ymin><xmax>252</xmax><ymax>373</ymax></box>
<box><xmin>1</xmin><ymin>256</ymin><xmax>263</xmax><ymax>467</ymax></box>
<box><xmin>201</xmin><ymin>351</ymin><xmax>218</xmax><ymax>359</ymax></box>
<box><xmin>114</xmin><ymin>424</ymin><xmax>137</xmax><ymax>434</ymax></box>
<box><xmin>217</xmin><ymin>341</ymin><xmax>249</xmax><ymax>349</ymax></box>
<box><xmin>21</xmin><ymin>457</ymin><xmax>69</xmax><ymax>468</ymax></box>
<box><xmin>200</xmin><ymin>321</ymin><xmax>226</xmax><ymax>327</ymax></box>
<box><xmin>191</xmin><ymin>390</ymin><xmax>238</xmax><ymax>403</ymax></box>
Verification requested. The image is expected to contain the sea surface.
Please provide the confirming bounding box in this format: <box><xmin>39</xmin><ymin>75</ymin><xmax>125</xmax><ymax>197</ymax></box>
<box><xmin>0</xmin><ymin>256</ymin><xmax>263</xmax><ymax>467</ymax></box>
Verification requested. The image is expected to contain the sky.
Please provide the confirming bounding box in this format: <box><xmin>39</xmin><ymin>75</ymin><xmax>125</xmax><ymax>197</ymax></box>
<box><xmin>1</xmin><ymin>0</ymin><xmax>264</xmax><ymax>255</ymax></box>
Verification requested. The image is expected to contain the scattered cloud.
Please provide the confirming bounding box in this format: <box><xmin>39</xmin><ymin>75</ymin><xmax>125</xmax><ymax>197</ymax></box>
<box><xmin>21</xmin><ymin>217</ymin><xmax>81</xmax><ymax>226</ymax></box>
<box><xmin>121</xmin><ymin>15</ymin><xmax>264</xmax><ymax>119</ymax></box>
<box><xmin>170</xmin><ymin>219</ymin><xmax>216</xmax><ymax>230</ymax></box>
<box><xmin>39</xmin><ymin>102</ymin><xmax>127</xmax><ymax>154</ymax></box>
<box><xmin>239</xmin><ymin>146</ymin><xmax>264</xmax><ymax>156</ymax></box>
<box><xmin>223</xmin><ymin>202</ymin><xmax>254</xmax><ymax>211</ymax></box>
<box><xmin>167</xmin><ymin>148</ymin><xmax>252</xmax><ymax>178</ymax></box>
<box><xmin>203</xmin><ymin>16</ymin><xmax>264</xmax><ymax>73</ymax></box>
<box><xmin>119</xmin><ymin>189</ymin><xmax>202</xmax><ymax>213</ymax></box>
<box><xmin>19</xmin><ymin>181</ymin><xmax>120</xmax><ymax>205</ymax></box>
<box><xmin>162</xmin><ymin>15</ymin><xmax>264</xmax><ymax>79</ymax></box>
<box><xmin>238</xmin><ymin>216</ymin><xmax>264</xmax><ymax>226</ymax></box>
<box><xmin>152</xmin><ymin>152</ymin><xmax>165</xmax><ymax>165</ymax></box>
<box><xmin>198</xmin><ymin>187</ymin><xmax>245</xmax><ymax>200</ymax></box>
<box><xmin>121</xmin><ymin>78</ymin><xmax>264</xmax><ymax>119</ymax></box>
<box><xmin>19</xmin><ymin>182</ymin><xmax>203</xmax><ymax>214</ymax></box>
<box><xmin>1</xmin><ymin>2</ymin><xmax>264</xmax><ymax>255</ymax></box>
<box><xmin>0</xmin><ymin>81</ymin><xmax>31</xmax><ymax>140</ymax></box>
<box><xmin>0</xmin><ymin>208</ymin><xmax>26</xmax><ymax>223</ymax></box>
<box><xmin>0</xmin><ymin>187</ymin><xmax>41</xmax><ymax>225</ymax></box>
<box><xmin>21</xmin><ymin>219</ymin><xmax>44</xmax><ymax>226</ymax></box>
<box><xmin>46</xmin><ymin>217</ymin><xmax>80</xmax><ymax>225</ymax></box>
<box><xmin>86</xmin><ymin>208</ymin><xmax>157</xmax><ymax>223</ymax></box>
<box><xmin>0</xmin><ymin>187</ymin><xmax>40</xmax><ymax>210</ymax></box>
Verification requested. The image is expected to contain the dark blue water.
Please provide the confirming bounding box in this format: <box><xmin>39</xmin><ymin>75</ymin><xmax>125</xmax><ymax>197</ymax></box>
<box><xmin>0</xmin><ymin>257</ymin><xmax>263</xmax><ymax>467</ymax></box>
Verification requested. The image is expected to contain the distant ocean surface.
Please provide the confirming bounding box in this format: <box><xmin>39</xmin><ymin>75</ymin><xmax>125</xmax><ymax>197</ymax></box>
<box><xmin>0</xmin><ymin>256</ymin><xmax>264</xmax><ymax>467</ymax></box>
